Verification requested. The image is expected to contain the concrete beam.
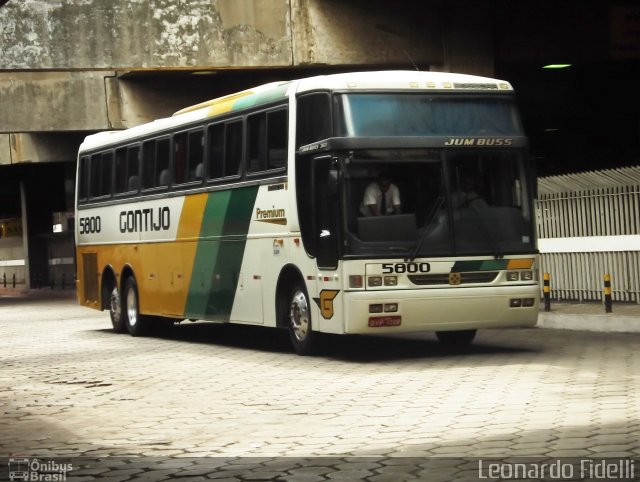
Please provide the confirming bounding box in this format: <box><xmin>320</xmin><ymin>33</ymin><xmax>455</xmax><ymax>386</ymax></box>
<box><xmin>1</xmin><ymin>133</ymin><xmax>84</xmax><ymax>164</ymax></box>
<box><xmin>0</xmin><ymin>0</ymin><xmax>293</xmax><ymax>70</ymax></box>
<box><xmin>0</xmin><ymin>135</ymin><xmax>10</xmax><ymax>165</ymax></box>
<box><xmin>291</xmin><ymin>0</ymin><xmax>444</xmax><ymax>67</ymax></box>
<box><xmin>0</xmin><ymin>0</ymin><xmax>450</xmax><ymax>70</ymax></box>
<box><xmin>0</xmin><ymin>72</ymin><xmax>111</xmax><ymax>132</ymax></box>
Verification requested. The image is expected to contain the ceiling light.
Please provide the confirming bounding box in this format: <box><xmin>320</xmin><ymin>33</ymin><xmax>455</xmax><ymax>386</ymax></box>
<box><xmin>542</xmin><ymin>64</ymin><xmax>572</xmax><ymax>69</ymax></box>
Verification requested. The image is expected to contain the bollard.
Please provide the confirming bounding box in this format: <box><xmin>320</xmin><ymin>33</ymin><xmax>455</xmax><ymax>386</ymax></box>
<box><xmin>12</xmin><ymin>273</ymin><xmax>16</xmax><ymax>288</ymax></box>
<box><xmin>3</xmin><ymin>273</ymin><xmax>5</xmax><ymax>288</ymax></box>
<box><xmin>604</xmin><ymin>273</ymin><xmax>612</xmax><ymax>313</ymax></box>
<box><xmin>543</xmin><ymin>272</ymin><xmax>551</xmax><ymax>311</ymax></box>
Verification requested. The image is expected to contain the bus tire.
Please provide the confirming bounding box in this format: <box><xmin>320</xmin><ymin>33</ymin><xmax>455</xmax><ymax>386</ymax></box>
<box><xmin>123</xmin><ymin>276</ymin><xmax>150</xmax><ymax>336</ymax></box>
<box><xmin>109</xmin><ymin>285</ymin><xmax>127</xmax><ymax>333</ymax></box>
<box><xmin>435</xmin><ymin>329</ymin><xmax>477</xmax><ymax>347</ymax></box>
<box><xmin>287</xmin><ymin>283</ymin><xmax>318</xmax><ymax>356</ymax></box>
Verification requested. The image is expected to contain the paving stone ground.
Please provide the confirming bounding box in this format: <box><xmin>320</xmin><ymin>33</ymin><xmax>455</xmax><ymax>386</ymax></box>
<box><xmin>1</xmin><ymin>291</ymin><xmax>639</xmax><ymax>481</ymax></box>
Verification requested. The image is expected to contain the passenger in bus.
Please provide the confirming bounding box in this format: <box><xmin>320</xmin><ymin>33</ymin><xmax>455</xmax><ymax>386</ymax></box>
<box><xmin>451</xmin><ymin>177</ymin><xmax>489</xmax><ymax>210</ymax></box>
<box><xmin>359</xmin><ymin>171</ymin><xmax>402</xmax><ymax>216</ymax></box>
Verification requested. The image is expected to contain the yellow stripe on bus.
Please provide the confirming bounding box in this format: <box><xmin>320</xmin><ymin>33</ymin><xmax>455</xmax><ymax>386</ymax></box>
<box><xmin>177</xmin><ymin>193</ymin><xmax>208</xmax><ymax>240</ymax></box>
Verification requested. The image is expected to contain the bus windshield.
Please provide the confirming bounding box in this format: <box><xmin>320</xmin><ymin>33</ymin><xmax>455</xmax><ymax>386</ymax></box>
<box><xmin>336</xmin><ymin>93</ymin><xmax>524</xmax><ymax>137</ymax></box>
<box><xmin>342</xmin><ymin>149</ymin><xmax>535</xmax><ymax>258</ymax></box>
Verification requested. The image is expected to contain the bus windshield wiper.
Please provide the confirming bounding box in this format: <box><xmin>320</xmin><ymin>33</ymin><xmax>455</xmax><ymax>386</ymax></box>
<box><xmin>406</xmin><ymin>196</ymin><xmax>444</xmax><ymax>262</ymax></box>
<box><xmin>467</xmin><ymin>201</ymin><xmax>503</xmax><ymax>259</ymax></box>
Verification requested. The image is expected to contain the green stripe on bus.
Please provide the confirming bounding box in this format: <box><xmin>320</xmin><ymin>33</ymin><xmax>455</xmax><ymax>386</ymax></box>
<box><xmin>452</xmin><ymin>259</ymin><xmax>508</xmax><ymax>272</ymax></box>
<box><xmin>232</xmin><ymin>83</ymin><xmax>291</xmax><ymax>111</ymax></box>
<box><xmin>185</xmin><ymin>186</ymin><xmax>259</xmax><ymax>320</ymax></box>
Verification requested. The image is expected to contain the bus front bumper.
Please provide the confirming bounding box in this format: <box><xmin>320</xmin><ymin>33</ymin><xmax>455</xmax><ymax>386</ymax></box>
<box><xmin>342</xmin><ymin>284</ymin><xmax>539</xmax><ymax>334</ymax></box>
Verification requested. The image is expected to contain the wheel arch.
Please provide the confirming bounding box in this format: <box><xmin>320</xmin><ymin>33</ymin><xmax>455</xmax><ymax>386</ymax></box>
<box><xmin>100</xmin><ymin>265</ymin><xmax>117</xmax><ymax>311</ymax></box>
<box><xmin>275</xmin><ymin>264</ymin><xmax>306</xmax><ymax>329</ymax></box>
<box><xmin>120</xmin><ymin>264</ymin><xmax>136</xmax><ymax>288</ymax></box>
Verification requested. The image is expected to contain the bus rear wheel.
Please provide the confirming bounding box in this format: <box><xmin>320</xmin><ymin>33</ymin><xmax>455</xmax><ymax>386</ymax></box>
<box><xmin>123</xmin><ymin>276</ymin><xmax>151</xmax><ymax>336</ymax></box>
<box><xmin>436</xmin><ymin>329</ymin><xmax>477</xmax><ymax>347</ymax></box>
<box><xmin>109</xmin><ymin>285</ymin><xmax>127</xmax><ymax>333</ymax></box>
<box><xmin>288</xmin><ymin>284</ymin><xmax>318</xmax><ymax>356</ymax></box>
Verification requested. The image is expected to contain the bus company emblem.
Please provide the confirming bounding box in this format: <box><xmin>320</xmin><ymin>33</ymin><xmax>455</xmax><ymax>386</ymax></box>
<box><xmin>313</xmin><ymin>290</ymin><xmax>340</xmax><ymax>319</ymax></box>
<box><xmin>443</xmin><ymin>138</ymin><xmax>513</xmax><ymax>147</ymax></box>
<box><xmin>449</xmin><ymin>272</ymin><xmax>462</xmax><ymax>285</ymax></box>
<box><xmin>256</xmin><ymin>207</ymin><xmax>287</xmax><ymax>225</ymax></box>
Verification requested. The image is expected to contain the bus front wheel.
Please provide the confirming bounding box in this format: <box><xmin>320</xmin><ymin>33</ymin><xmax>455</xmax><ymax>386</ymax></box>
<box><xmin>123</xmin><ymin>277</ymin><xmax>150</xmax><ymax>336</ymax></box>
<box><xmin>109</xmin><ymin>285</ymin><xmax>127</xmax><ymax>333</ymax></box>
<box><xmin>435</xmin><ymin>329</ymin><xmax>477</xmax><ymax>347</ymax></box>
<box><xmin>288</xmin><ymin>284</ymin><xmax>318</xmax><ymax>356</ymax></box>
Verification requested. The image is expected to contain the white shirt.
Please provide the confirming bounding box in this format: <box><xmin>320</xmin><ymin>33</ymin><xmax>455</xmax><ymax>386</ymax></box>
<box><xmin>360</xmin><ymin>182</ymin><xmax>401</xmax><ymax>216</ymax></box>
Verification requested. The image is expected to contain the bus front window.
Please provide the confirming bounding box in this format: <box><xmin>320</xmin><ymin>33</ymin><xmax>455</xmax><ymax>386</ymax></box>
<box><xmin>342</xmin><ymin>149</ymin><xmax>535</xmax><ymax>258</ymax></box>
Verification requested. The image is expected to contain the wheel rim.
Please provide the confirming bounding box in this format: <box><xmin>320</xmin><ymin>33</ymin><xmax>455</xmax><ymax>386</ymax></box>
<box><xmin>110</xmin><ymin>287</ymin><xmax>121</xmax><ymax>323</ymax></box>
<box><xmin>289</xmin><ymin>290</ymin><xmax>310</xmax><ymax>342</ymax></box>
<box><xmin>126</xmin><ymin>285</ymin><xmax>138</xmax><ymax>327</ymax></box>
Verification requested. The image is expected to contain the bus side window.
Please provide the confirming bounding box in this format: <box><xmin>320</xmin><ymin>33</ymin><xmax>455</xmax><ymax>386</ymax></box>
<box><xmin>89</xmin><ymin>151</ymin><xmax>113</xmax><ymax>199</ymax></box>
<box><xmin>188</xmin><ymin>129</ymin><xmax>204</xmax><ymax>182</ymax></box>
<box><xmin>296</xmin><ymin>93</ymin><xmax>331</xmax><ymax>148</ymax></box>
<box><xmin>207</xmin><ymin>123</ymin><xmax>224</xmax><ymax>179</ymax></box>
<box><xmin>114</xmin><ymin>147</ymin><xmax>128</xmax><ymax>194</ymax></box>
<box><xmin>248</xmin><ymin>108</ymin><xmax>287</xmax><ymax>173</ymax></box>
<box><xmin>156</xmin><ymin>138</ymin><xmax>170</xmax><ymax>187</ymax></box>
<box><xmin>114</xmin><ymin>146</ymin><xmax>140</xmax><ymax>194</ymax></box>
<box><xmin>247</xmin><ymin>112</ymin><xmax>266</xmax><ymax>173</ymax></box>
<box><xmin>173</xmin><ymin>132</ymin><xmax>188</xmax><ymax>184</ymax></box>
<box><xmin>142</xmin><ymin>141</ymin><xmax>155</xmax><ymax>189</ymax></box>
<box><xmin>225</xmin><ymin>120</ymin><xmax>243</xmax><ymax>177</ymax></box>
<box><xmin>267</xmin><ymin>108</ymin><xmax>287</xmax><ymax>170</ymax></box>
<box><xmin>78</xmin><ymin>156</ymin><xmax>89</xmax><ymax>202</ymax></box>
<box><xmin>127</xmin><ymin>146</ymin><xmax>141</xmax><ymax>192</ymax></box>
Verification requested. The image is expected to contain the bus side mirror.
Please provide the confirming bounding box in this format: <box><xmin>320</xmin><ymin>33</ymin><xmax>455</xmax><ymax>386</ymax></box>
<box><xmin>313</xmin><ymin>157</ymin><xmax>340</xmax><ymax>269</ymax></box>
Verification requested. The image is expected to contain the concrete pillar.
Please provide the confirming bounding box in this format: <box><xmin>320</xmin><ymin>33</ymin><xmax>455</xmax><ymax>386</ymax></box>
<box><xmin>19</xmin><ymin>181</ymin><xmax>30</xmax><ymax>289</ymax></box>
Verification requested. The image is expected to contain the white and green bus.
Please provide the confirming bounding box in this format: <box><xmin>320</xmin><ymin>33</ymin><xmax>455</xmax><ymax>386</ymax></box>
<box><xmin>75</xmin><ymin>70</ymin><xmax>539</xmax><ymax>355</ymax></box>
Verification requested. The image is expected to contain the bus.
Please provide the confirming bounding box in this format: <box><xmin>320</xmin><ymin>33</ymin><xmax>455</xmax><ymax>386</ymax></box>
<box><xmin>75</xmin><ymin>70</ymin><xmax>539</xmax><ymax>355</ymax></box>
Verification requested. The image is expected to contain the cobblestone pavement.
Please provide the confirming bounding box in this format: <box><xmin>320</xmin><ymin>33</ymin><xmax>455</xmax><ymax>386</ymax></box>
<box><xmin>1</xmin><ymin>292</ymin><xmax>639</xmax><ymax>481</ymax></box>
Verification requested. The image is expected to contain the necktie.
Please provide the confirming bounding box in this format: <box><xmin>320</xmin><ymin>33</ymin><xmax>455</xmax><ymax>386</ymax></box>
<box><xmin>380</xmin><ymin>191</ymin><xmax>387</xmax><ymax>215</ymax></box>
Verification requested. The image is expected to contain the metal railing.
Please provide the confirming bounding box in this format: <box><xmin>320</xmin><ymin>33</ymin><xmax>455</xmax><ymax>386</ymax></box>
<box><xmin>535</xmin><ymin>166</ymin><xmax>640</xmax><ymax>304</ymax></box>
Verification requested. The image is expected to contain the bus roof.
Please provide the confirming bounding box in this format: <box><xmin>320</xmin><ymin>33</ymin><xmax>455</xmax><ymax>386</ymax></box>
<box><xmin>79</xmin><ymin>70</ymin><xmax>513</xmax><ymax>153</ymax></box>
<box><xmin>295</xmin><ymin>70</ymin><xmax>513</xmax><ymax>93</ymax></box>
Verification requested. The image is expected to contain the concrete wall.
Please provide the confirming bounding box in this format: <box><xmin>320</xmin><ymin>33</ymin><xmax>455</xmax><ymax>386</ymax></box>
<box><xmin>0</xmin><ymin>0</ymin><xmax>292</xmax><ymax>69</ymax></box>
<box><xmin>0</xmin><ymin>0</ymin><xmax>448</xmax><ymax>70</ymax></box>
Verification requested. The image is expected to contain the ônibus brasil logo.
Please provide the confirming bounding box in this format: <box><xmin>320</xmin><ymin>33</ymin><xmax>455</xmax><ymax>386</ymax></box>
<box><xmin>8</xmin><ymin>458</ymin><xmax>73</xmax><ymax>481</ymax></box>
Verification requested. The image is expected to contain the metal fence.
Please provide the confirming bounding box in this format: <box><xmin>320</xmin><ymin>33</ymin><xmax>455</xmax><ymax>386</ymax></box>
<box><xmin>535</xmin><ymin>166</ymin><xmax>640</xmax><ymax>303</ymax></box>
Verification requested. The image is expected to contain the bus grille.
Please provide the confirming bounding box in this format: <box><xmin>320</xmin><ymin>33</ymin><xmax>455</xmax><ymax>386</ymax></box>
<box><xmin>408</xmin><ymin>271</ymin><xmax>499</xmax><ymax>285</ymax></box>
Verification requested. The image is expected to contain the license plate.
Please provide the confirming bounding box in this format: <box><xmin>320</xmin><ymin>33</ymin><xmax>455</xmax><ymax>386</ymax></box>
<box><xmin>368</xmin><ymin>316</ymin><xmax>401</xmax><ymax>327</ymax></box>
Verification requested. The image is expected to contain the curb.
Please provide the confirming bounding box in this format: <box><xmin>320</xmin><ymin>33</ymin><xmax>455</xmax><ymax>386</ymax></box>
<box><xmin>537</xmin><ymin>311</ymin><xmax>640</xmax><ymax>334</ymax></box>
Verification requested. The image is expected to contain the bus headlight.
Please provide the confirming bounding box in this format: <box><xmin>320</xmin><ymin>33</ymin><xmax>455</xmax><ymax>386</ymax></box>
<box><xmin>368</xmin><ymin>276</ymin><xmax>382</xmax><ymax>287</ymax></box>
<box><xmin>521</xmin><ymin>270</ymin><xmax>534</xmax><ymax>281</ymax></box>
<box><xmin>384</xmin><ymin>276</ymin><xmax>397</xmax><ymax>286</ymax></box>
<box><xmin>506</xmin><ymin>272</ymin><xmax>519</xmax><ymax>281</ymax></box>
